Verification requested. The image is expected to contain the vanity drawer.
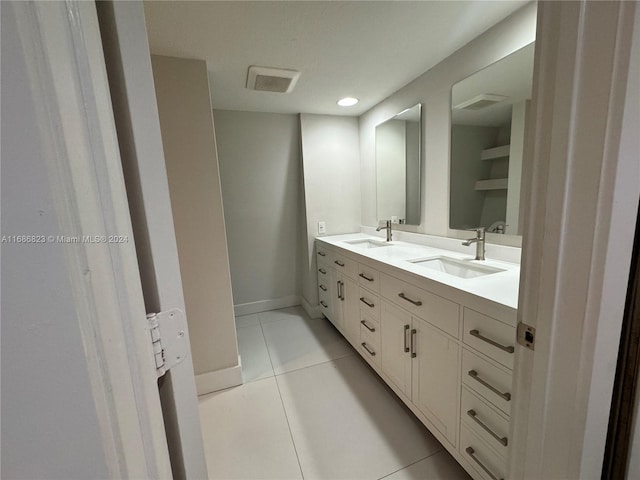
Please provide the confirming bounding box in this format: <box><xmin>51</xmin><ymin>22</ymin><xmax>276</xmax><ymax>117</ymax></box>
<box><xmin>316</xmin><ymin>244</ymin><xmax>333</xmax><ymax>263</ymax></box>
<box><xmin>333</xmin><ymin>252</ymin><xmax>358</xmax><ymax>280</ymax></box>
<box><xmin>318</xmin><ymin>288</ymin><xmax>331</xmax><ymax>316</ymax></box>
<box><xmin>380</xmin><ymin>273</ymin><xmax>459</xmax><ymax>338</ymax></box>
<box><xmin>357</xmin><ymin>263</ymin><xmax>380</xmax><ymax>293</ymax></box>
<box><xmin>360</xmin><ymin>310</ymin><xmax>380</xmax><ymax>340</ymax></box>
<box><xmin>461</xmin><ymin>387</ymin><xmax>510</xmax><ymax>458</ymax></box>
<box><xmin>460</xmin><ymin>424</ymin><xmax>507</xmax><ymax>480</ymax></box>
<box><xmin>358</xmin><ymin>286</ymin><xmax>380</xmax><ymax>320</ymax></box>
<box><xmin>462</xmin><ymin>349</ymin><xmax>513</xmax><ymax>416</ymax></box>
<box><xmin>463</xmin><ymin>308</ymin><xmax>516</xmax><ymax>369</ymax></box>
<box><xmin>360</xmin><ymin>321</ymin><xmax>381</xmax><ymax>367</ymax></box>
<box><xmin>317</xmin><ymin>259</ymin><xmax>331</xmax><ymax>280</ymax></box>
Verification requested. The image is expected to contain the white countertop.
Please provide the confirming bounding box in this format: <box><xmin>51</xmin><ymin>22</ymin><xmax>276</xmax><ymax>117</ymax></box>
<box><xmin>317</xmin><ymin>233</ymin><xmax>520</xmax><ymax>309</ymax></box>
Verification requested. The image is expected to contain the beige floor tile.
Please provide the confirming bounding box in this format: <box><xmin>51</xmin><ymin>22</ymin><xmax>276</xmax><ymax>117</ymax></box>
<box><xmin>381</xmin><ymin>451</ymin><xmax>471</xmax><ymax>480</ymax></box>
<box><xmin>236</xmin><ymin>324</ymin><xmax>274</xmax><ymax>383</ymax></box>
<box><xmin>198</xmin><ymin>378</ymin><xmax>302</xmax><ymax>480</ymax></box>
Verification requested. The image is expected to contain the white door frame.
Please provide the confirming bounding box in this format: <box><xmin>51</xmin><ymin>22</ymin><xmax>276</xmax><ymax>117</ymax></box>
<box><xmin>6</xmin><ymin>1</ymin><xmax>178</xmax><ymax>477</ymax></box>
<box><xmin>510</xmin><ymin>1</ymin><xmax>640</xmax><ymax>478</ymax></box>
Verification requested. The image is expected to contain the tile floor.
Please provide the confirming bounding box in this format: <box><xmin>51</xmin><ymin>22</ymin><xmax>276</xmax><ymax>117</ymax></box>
<box><xmin>198</xmin><ymin>306</ymin><xmax>471</xmax><ymax>480</ymax></box>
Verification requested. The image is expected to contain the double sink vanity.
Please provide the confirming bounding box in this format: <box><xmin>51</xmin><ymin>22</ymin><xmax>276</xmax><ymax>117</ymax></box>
<box><xmin>315</xmin><ymin>232</ymin><xmax>520</xmax><ymax>480</ymax></box>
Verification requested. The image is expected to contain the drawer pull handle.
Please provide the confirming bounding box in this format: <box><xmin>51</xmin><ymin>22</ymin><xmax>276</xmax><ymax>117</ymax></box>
<box><xmin>404</xmin><ymin>324</ymin><xmax>410</xmax><ymax>352</ymax></box>
<box><xmin>470</xmin><ymin>329</ymin><xmax>515</xmax><ymax>353</ymax></box>
<box><xmin>319</xmin><ymin>284</ymin><xmax>327</xmax><ymax>292</ymax></box>
<box><xmin>468</xmin><ymin>370</ymin><xmax>511</xmax><ymax>401</ymax></box>
<box><xmin>361</xmin><ymin>342</ymin><xmax>376</xmax><ymax>356</ymax></box>
<box><xmin>361</xmin><ymin>320</ymin><xmax>376</xmax><ymax>332</ymax></box>
<box><xmin>318</xmin><ymin>251</ymin><xmax>326</xmax><ymax>256</ymax></box>
<box><xmin>360</xmin><ymin>297</ymin><xmax>375</xmax><ymax>308</ymax></box>
<box><xmin>465</xmin><ymin>447</ymin><xmax>503</xmax><ymax>480</ymax></box>
<box><xmin>320</xmin><ymin>301</ymin><xmax>328</xmax><ymax>308</ymax></box>
<box><xmin>318</xmin><ymin>268</ymin><xmax>326</xmax><ymax>275</ymax></box>
<box><xmin>467</xmin><ymin>410</ymin><xmax>508</xmax><ymax>446</ymax></box>
<box><xmin>334</xmin><ymin>260</ymin><xmax>345</xmax><ymax>267</ymax></box>
<box><xmin>337</xmin><ymin>281</ymin><xmax>344</xmax><ymax>301</ymax></box>
<box><xmin>359</xmin><ymin>273</ymin><xmax>374</xmax><ymax>282</ymax></box>
<box><xmin>410</xmin><ymin>328</ymin><xmax>417</xmax><ymax>358</ymax></box>
<box><xmin>398</xmin><ymin>292</ymin><xmax>422</xmax><ymax>306</ymax></box>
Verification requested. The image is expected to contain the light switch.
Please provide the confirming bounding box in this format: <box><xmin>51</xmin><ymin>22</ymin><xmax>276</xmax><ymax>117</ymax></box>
<box><xmin>318</xmin><ymin>221</ymin><xmax>326</xmax><ymax>235</ymax></box>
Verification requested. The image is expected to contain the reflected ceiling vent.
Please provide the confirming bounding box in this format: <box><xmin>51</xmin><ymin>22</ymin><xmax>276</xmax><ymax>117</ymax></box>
<box><xmin>454</xmin><ymin>94</ymin><xmax>507</xmax><ymax>110</ymax></box>
<box><xmin>246</xmin><ymin>66</ymin><xmax>300</xmax><ymax>93</ymax></box>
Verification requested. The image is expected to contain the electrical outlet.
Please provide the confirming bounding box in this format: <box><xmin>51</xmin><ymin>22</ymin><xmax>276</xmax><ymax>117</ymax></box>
<box><xmin>318</xmin><ymin>221</ymin><xmax>326</xmax><ymax>235</ymax></box>
<box><xmin>391</xmin><ymin>216</ymin><xmax>399</xmax><ymax>223</ymax></box>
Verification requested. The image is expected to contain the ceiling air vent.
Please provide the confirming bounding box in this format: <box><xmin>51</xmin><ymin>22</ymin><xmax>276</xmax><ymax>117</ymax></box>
<box><xmin>246</xmin><ymin>66</ymin><xmax>300</xmax><ymax>93</ymax></box>
<box><xmin>454</xmin><ymin>94</ymin><xmax>507</xmax><ymax>110</ymax></box>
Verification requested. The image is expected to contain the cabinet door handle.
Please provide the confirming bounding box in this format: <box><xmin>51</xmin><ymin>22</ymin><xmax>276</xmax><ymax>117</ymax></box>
<box><xmin>361</xmin><ymin>320</ymin><xmax>375</xmax><ymax>332</ymax></box>
<box><xmin>398</xmin><ymin>292</ymin><xmax>422</xmax><ymax>306</ymax></box>
<box><xmin>340</xmin><ymin>281</ymin><xmax>345</xmax><ymax>301</ymax></box>
<box><xmin>410</xmin><ymin>328</ymin><xmax>417</xmax><ymax>358</ymax></box>
<box><xmin>359</xmin><ymin>297</ymin><xmax>374</xmax><ymax>308</ymax></box>
<box><xmin>337</xmin><ymin>281</ymin><xmax>343</xmax><ymax>301</ymax></box>
<box><xmin>404</xmin><ymin>324</ymin><xmax>410</xmax><ymax>352</ymax></box>
<box><xmin>318</xmin><ymin>268</ymin><xmax>326</xmax><ymax>275</ymax></box>
<box><xmin>334</xmin><ymin>260</ymin><xmax>345</xmax><ymax>267</ymax></box>
<box><xmin>361</xmin><ymin>342</ymin><xmax>376</xmax><ymax>356</ymax></box>
<box><xmin>318</xmin><ymin>251</ymin><xmax>326</xmax><ymax>256</ymax></box>
<box><xmin>467</xmin><ymin>410</ymin><xmax>508</xmax><ymax>446</ymax></box>
<box><xmin>468</xmin><ymin>370</ymin><xmax>511</xmax><ymax>401</ymax></box>
<box><xmin>465</xmin><ymin>447</ymin><xmax>503</xmax><ymax>480</ymax></box>
<box><xmin>320</xmin><ymin>301</ymin><xmax>328</xmax><ymax>308</ymax></box>
<box><xmin>319</xmin><ymin>284</ymin><xmax>327</xmax><ymax>292</ymax></box>
<box><xmin>470</xmin><ymin>329</ymin><xmax>514</xmax><ymax>353</ymax></box>
<box><xmin>359</xmin><ymin>273</ymin><xmax>374</xmax><ymax>282</ymax></box>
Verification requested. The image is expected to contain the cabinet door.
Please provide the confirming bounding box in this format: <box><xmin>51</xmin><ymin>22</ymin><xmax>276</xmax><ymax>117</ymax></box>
<box><xmin>411</xmin><ymin>317</ymin><xmax>459</xmax><ymax>446</ymax></box>
<box><xmin>342</xmin><ymin>276</ymin><xmax>360</xmax><ymax>344</ymax></box>
<box><xmin>380</xmin><ymin>301</ymin><xmax>412</xmax><ymax>396</ymax></box>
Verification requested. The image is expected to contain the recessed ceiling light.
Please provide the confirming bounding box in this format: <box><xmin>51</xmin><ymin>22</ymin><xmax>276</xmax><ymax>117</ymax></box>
<box><xmin>337</xmin><ymin>97</ymin><xmax>359</xmax><ymax>107</ymax></box>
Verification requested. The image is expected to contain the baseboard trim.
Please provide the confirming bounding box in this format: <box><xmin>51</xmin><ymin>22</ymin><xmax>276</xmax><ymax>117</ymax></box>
<box><xmin>196</xmin><ymin>361</ymin><xmax>242</xmax><ymax>396</ymax></box>
<box><xmin>301</xmin><ymin>297</ymin><xmax>321</xmax><ymax>319</ymax></box>
<box><xmin>234</xmin><ymin>295</ymin><xmax>300</xmax><ymax>317</ymax></box>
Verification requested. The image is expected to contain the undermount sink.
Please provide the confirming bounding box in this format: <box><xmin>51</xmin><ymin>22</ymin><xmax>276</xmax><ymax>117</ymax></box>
<box><xmin>344</xmin><ymin>238</ymin><xmax>389</xmax><ymax>249</ymax></box>
<box><xmin>409</xmin><ymin>256</ymin><xmax>505</xmax><ymax>279</ymax></box>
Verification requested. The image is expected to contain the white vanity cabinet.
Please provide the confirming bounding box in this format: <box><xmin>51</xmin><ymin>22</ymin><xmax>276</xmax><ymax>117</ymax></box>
<box><xmin>315</xmin><ymin>238</ymin><xmax>518</xmax><ymax>480</ymax></box>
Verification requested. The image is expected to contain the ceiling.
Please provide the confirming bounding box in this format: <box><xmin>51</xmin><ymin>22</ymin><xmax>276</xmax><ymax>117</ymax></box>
<box><xmin>143</xmin><ymin>1</ymin><xmax>528</xmax><ymax>116</ymax></box>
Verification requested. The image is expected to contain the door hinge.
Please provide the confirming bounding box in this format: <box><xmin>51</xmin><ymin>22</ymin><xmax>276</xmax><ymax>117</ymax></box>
<box><xmin>147</xmin><ymin>308</ymin><xmax>188</xmax><ymax>378</ymax></box>
<box><xmin>517</xmin><ymin>322</ymin><xmax>536</xmax><ymax>350</ymax></box>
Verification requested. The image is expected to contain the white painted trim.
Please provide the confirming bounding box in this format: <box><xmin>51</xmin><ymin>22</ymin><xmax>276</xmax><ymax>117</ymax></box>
<box><xmin>301</xmin><ymin>297</ymin><xmax>322</xmax><ymax>319</ymax></box>
<box><xmin>9</xmin><ymin>2</ymin><xmax>172</xmax><ymax>477</ymax></box>
<box><xmin>234</xmin><ymin>295</ymin><xmax>301</xmax><ymax>316</ymax></box>
<box><xmin>510</xmin><ymin>2</ymin><xmax>639</xmax><ymax>479</ymax></box>
<box><xmin>196</xmin><ymin>362</ymin><xmax>243</xmax><ymax>396</ymax></box>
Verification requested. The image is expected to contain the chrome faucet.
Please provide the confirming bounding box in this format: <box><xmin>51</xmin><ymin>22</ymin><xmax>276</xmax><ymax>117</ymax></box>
<box><xmin>376</xmin><ymin>220</ymin><xmax>393</xmax><ymax>242</ymax></box>
<box><xmin>462</xmin><ymin>227</ymin><xmax>486</xmax><ymax>261</ymax></box>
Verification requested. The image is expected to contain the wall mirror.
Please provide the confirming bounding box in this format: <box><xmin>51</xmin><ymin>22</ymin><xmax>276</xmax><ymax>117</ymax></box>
<box><xmin>376</xmin><ymin>104</ymin><xmax>422</xmax><ymax>226</ymax></box>
<box><xmin>449</xmin><ymin>42</ymin><xmax>534</xmax><ymax>235</ymax></box>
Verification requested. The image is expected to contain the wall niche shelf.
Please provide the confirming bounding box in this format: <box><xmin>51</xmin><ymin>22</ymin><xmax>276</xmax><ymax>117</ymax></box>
<box><xmin>480</xmin><ymin>144</ymin><xmax>510</xmax><ymax>161</ymax></box>
<box><xmin>475</xmin><ymin>178</ymin><xmax>509</xmax><ymax>191</ymax></box>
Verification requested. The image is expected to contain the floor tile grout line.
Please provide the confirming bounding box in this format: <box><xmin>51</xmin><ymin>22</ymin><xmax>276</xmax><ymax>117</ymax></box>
<box><xmin>273</xmin><ymin>374</ymin><xmax>306</xmax><ymax>480</ymax></box>
<box><xmin>376</xmin><ymin>449</ymin><xmax>445</xmax><ymax>480</ymax></box>
<box><xmin>272</xmin><ymin>351</ymin><xmax>356</xmax><ymax>378</ymax></box>
<box><xmin>257</xmin><ymin>316</ymin><xmax>305</xmax><ymax>479</ymax></box>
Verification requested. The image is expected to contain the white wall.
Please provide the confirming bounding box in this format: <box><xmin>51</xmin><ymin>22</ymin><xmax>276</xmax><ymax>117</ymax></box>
<box><xmin>1</xmin><ymin>3</ymin><xmax>110</xmax><ymax>476</ymax></box>
<box><xmin>214</xmin><ymin>110</ymin><xmax>302</xmax><ymax>312</ymax></box>
<box><xmin>359</xmin><ymin>2</ymin><xmax>537</xmax><ymax>239</ymax></box>
<box><xmin>300</xmin><ymin>114</ymin><xmax>361</xmax><ymax>309</ymax></box>
<box><xmin>151</xmin><ymin>55</ymin><xmax>239</xmax><ymax>379</ymax></box>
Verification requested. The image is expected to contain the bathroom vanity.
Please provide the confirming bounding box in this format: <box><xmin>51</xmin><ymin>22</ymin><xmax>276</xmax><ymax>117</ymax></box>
<box><xmin>316</xmin><ymin>233</ymin><xmax>519</xmax><ymax>480</ymax></box>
